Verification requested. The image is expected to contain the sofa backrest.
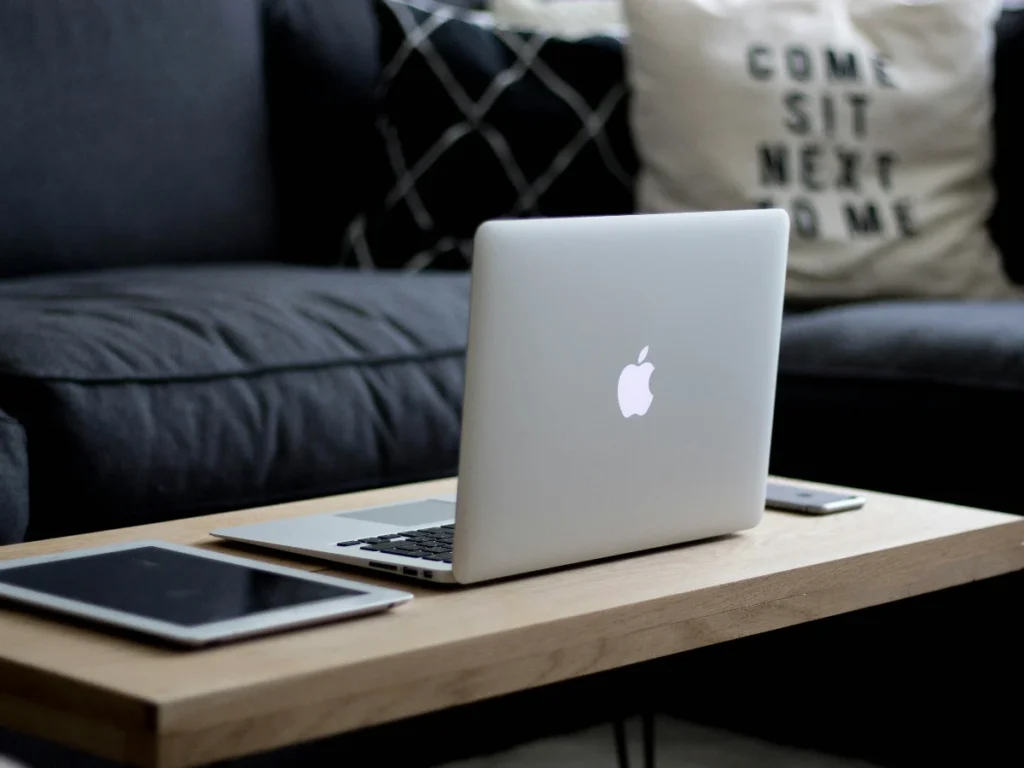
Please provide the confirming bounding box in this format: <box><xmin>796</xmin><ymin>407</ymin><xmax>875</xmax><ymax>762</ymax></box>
<box><xmin>2</xmin><ymin>0</ymin><xmax>1018</xmax><ymax>279</ymax></box>
<box><xmin>0</xmin><ymin>0</ymin><xmax>278</xmax><ymax>279</ymax></box>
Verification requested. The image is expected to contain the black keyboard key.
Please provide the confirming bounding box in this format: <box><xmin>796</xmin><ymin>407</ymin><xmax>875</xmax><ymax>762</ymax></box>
<box><xmin>441</xmin><ymin>524</ymin><xmax>455</xmax><ymax>529</ymax></box>
<box><xmin>377</xmin><ymin>549</ymin><xmax>413</xmax><ymax>557</ymax></box>
<box><xmin>337</xmin><ymin>541</ymin><xmax>360</xmax><ymax>547</ymax></box>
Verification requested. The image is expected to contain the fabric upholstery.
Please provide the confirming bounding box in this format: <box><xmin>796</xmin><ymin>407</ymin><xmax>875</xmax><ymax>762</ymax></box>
<box><xmin>263</xmin><ymin>0</ymin><xmax>384</xmax><ymax>261</ymax></box>
<box><xmin>0</xmin><ymin>0</ymin><xmax>278</xmax><ymax>278</ymax></box>
<box><xmin>0</xmin><ymin>266</ymin><xmax>469</xmax><ymax>540</ymax></box>
<box><xmin>0</xmin><ymin>408</ymin><xmax>28</xmax><ymax>544</ymax></box>
<box><xmin>992</xmin><ymin>7</ymin><xmax>1024</xmax><ymax>282</ymax></box>
<box><xmin>773</xmin><ymin>301</ymin><xmax>1024</xmax><ymax>513</ymax></box>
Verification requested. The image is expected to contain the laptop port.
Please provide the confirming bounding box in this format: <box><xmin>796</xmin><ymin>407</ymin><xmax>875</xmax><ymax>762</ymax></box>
<box><xmin>368</xmin><ymin>562</ymin><xmax>398</xmax><ymax>572</ymax></box>
<box><xmin>402</xmin><ymin>567</ymin><xmax>419</xmax><ymax>576</ymax></box>
<box><xmin>422</xmin><ymin>570</ymin><xmax>434</xmax><ymax>579</ymax></box>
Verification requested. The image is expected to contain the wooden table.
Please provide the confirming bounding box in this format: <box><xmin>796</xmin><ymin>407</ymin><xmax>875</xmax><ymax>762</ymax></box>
<box><xmin>1</xmin><ymin>478</ymin><xmax>1022</xmax><ymax>768</ymax></box>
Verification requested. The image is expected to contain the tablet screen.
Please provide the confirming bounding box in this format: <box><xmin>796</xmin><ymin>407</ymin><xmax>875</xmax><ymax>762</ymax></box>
<box><xmin>0</xmin><ymin>546</ymin><xmax>364</xmax><ymax>627</ymax></box>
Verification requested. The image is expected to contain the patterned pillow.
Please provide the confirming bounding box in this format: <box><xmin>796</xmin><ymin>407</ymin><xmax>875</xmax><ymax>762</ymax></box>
<box><xmin>342</xmin><ymin>0</ymin><xmax>637</xmax><ymax>270</ymax></box>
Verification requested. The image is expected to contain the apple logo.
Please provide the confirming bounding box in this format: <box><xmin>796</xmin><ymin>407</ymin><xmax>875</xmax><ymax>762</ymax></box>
<box><xmin>617</xmin><ymin>346</ymin><xmax>655</xmax><ymax>418</ymax></box>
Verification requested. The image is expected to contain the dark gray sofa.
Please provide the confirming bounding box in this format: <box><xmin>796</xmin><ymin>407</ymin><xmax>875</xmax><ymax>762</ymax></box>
<box><xmin>0</xmin><ymin>0</ymin><xmax>1022</xmax><ymax>548</ymax></box>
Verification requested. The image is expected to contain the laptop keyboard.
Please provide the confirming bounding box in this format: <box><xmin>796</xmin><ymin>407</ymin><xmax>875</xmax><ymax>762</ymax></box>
<box><xmin>336</xmin><ymin>524</ymin><xmax>454</xmax><ymax>563</ymax></box>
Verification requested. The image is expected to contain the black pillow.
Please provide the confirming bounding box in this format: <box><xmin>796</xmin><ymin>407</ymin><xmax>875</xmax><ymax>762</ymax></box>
<box><xmin>991</xmin><ymin>7</ymin><xmax>1024</xmax><ymax>283</ymax></box>
<box><xmin>343</xmin><ymin>0</ymin><xmax>638</xmax><ymax>270</ymax></box>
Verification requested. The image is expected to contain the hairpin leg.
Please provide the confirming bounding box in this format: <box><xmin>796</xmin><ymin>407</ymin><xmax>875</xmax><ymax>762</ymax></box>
<box><xmin>642</xmin><ymin>712</ymin><xmax>655</xmax><ymax>768</ymax></box>
<box><xmin>613</xmin><ymin>718</ymin><xmax>630</xmax><ymax>768</ymax></box>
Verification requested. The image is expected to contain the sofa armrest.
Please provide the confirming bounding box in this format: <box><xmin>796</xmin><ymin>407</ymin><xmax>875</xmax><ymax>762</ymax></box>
<box><xmin>0</xmin><ymin>408</ymin><xmax>28</xmax><ymax>545</ymax></box>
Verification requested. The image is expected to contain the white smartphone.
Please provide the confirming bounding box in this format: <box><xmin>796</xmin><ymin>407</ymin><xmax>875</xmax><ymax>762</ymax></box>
<box><xmin>765</xmin><ymin>482</ymin><xmax>866</xmax><ymax>515</ymax></box>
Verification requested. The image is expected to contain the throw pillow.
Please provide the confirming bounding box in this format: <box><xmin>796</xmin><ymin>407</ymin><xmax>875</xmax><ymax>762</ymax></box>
<box><xmin>490</xmin><ymin>0</ymin><xmax>624</xmax><ymax>37</ymax></box>
<box><xmin>623</xmin><ymin>0</ymin><xmax>1017</xmax><ymax>301</ymax></box>
<box><xmin>342</xmin><ymin>0</ymin><xmax>637</xmax><ymax>270</ymax></box>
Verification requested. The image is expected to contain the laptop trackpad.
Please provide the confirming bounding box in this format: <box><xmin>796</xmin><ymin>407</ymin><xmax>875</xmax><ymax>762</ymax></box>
<box><xmin>338</xmin><ymin>500</ymin><xmax>455</xmax><ymax>527</ymax></box>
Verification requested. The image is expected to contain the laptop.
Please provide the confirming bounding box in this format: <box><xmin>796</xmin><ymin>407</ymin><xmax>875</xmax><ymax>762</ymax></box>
<box><xmin>213</xmin><ymin>210</ymin><xmax>790</xmax><ymax>585</ymax></box>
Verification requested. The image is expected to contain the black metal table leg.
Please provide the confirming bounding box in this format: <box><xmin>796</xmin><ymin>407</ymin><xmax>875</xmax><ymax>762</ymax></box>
<box><xmin>613</xmin><ymin>719</ymin><xmax>630</xmax><ymax>768</ymax></box>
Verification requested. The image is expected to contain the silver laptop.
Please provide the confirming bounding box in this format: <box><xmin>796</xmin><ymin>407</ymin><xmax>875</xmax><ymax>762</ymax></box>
<box><xmin>213</xmin><ymin>210</ymin><xmax>790</xmax><ymax>585</ymax></box>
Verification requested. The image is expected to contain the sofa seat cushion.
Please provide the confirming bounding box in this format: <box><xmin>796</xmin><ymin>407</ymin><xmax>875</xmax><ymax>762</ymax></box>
<box><xmin>773</xmin><ymin>300</ymin><xmax>1024</xmax><ymax>513</ymax></box>
<box><xmin>0</xmin><ymin>265</ymin><xmax>469</xmax><ymax>540</ymax></box>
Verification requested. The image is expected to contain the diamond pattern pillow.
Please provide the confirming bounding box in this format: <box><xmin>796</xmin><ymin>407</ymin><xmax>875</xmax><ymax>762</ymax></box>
<box><xmin>342</xmin><ymin>0</ymin><xmax>637</xmax><ymax>270</ymax></box>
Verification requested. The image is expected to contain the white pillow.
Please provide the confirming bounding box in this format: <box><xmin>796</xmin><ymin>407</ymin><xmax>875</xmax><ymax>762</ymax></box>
<box><xmin>491</xmin><ymin>0</ymin><xmax>625</xmax><ymax>37</ymax></box>
<box><xmin>623</xmin><ymin>0</ymin><xmax>1016</xmax><ymax>300</ymax></box>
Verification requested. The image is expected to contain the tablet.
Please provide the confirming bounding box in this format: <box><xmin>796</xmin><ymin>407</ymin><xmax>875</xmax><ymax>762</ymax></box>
<box><xmin>0</xmin><ymin>541</ymin><xmax>412</xmax><ymax>646</ymax></box>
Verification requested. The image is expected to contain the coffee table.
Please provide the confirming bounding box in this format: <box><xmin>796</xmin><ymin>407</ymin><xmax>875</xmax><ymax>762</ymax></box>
<box><xmin>0</xmin><ymin>478</ymin><xmax>1021</xmax><ymax>768</ymax></box>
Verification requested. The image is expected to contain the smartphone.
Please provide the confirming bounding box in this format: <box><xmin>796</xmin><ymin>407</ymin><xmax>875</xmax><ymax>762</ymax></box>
<box><xmin>765</xmin><ymin>482</ymin><xmax>866</xmax><ymax>515</ymax></box>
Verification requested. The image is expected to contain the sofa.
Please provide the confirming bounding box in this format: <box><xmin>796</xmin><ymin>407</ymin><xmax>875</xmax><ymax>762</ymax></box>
<box><xmin>0</xmin><ymin>0</ymin><xmax>1022</xmax><ymax>549</ymax></box>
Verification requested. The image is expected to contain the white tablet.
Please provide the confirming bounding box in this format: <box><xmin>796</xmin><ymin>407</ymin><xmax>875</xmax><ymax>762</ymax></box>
<box><xmin>0</xmin><ymin>541</ymin><xmax>412</xmax><ymax>647</ymax></box>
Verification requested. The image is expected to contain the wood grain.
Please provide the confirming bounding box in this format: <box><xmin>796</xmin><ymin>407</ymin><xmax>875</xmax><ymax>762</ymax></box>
<box><xmin>0</xmin><ymin>478</ymin><xmax>1021</xmax><ymax>768</ymax></box>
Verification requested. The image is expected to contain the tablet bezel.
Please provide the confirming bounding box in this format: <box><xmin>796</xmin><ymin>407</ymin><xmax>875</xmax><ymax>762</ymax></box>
<box><xmin>0</xmin><ymin>540</ymin><xmax>412</xmax><ymax>646</ymax></box>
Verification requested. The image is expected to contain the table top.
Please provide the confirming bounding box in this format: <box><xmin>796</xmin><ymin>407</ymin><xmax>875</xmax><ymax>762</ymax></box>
<box><xmin>1</xmin><ymin>478</ymin><xmax>1022</xmax><ymax>768</ymax></box>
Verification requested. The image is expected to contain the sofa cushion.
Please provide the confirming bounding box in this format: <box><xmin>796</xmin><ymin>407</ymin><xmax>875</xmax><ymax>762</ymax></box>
<box><xmin>772</xmin><ymin>301</ymin><xmax>1024</xmax><ymax>513</ymax></box>
<box><xmin>0</xmin><ymin>0</ymin><xmax>277</xmax><ymax>278</ymax></box>
<box><xmin>0</xmin><ymin>266</ymin><xmax>468</xmax><ymax>540</ymax></box>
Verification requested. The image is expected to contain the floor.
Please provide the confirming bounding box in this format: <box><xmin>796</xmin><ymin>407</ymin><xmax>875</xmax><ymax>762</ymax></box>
<box><xmin>446</xmin><ymin>716</ymin><xmax>880</xmax><ymax>768</ymax></box>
